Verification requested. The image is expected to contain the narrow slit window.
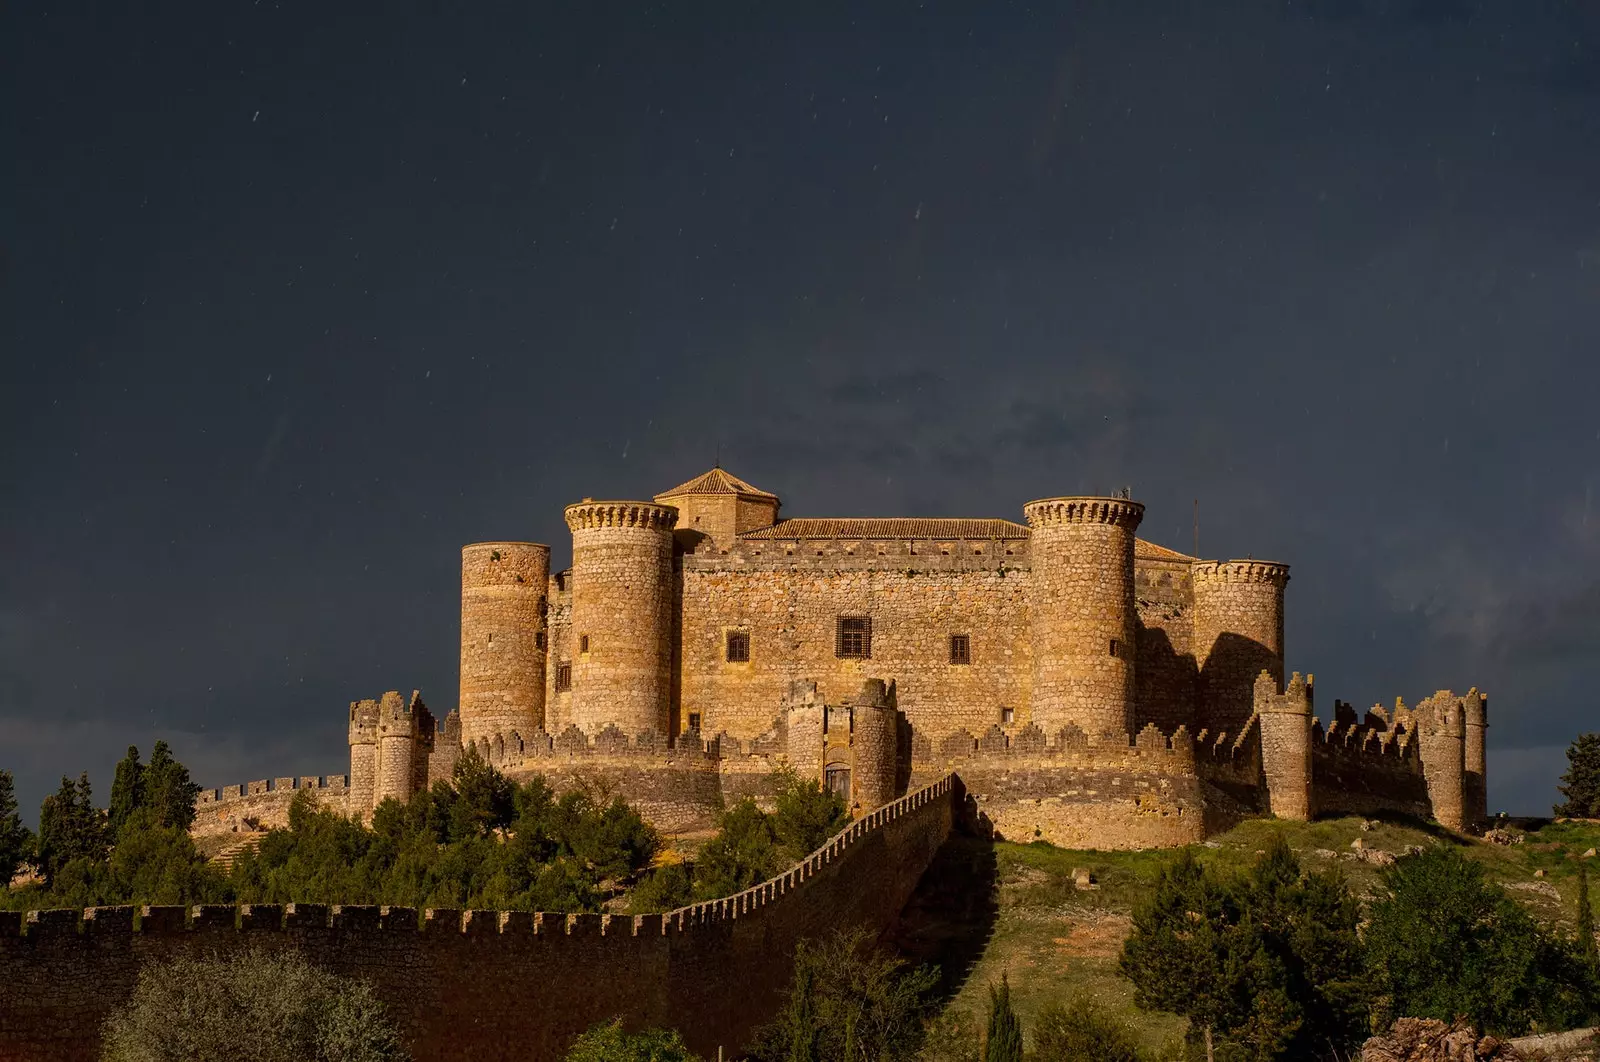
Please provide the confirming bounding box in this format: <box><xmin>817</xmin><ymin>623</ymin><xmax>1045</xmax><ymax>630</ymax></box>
<box><xmin>579</xmin><ymin>634</ymin><xmax>590</xmax><ymax>654</ymax></box>
<box><xmin>836</xmin><ymin>616</ymin><xmax>872</xmax><ymax>659</ymax></box>
<box><xmin>949</xmin><ymin>634</ymin><xmax>971</xmax><ymax>665</ymax></box>
<box><xmin>726</xmin><ymin>631</ymin><xmax>750</xmax><ymax>663</ymax></box>
<box><xmin>554</xmin><ymin>663</ymin><xmax>572</xmax><ymax>692</ymax></box>
<box><xmin>535</xmin><ymin>631</ymin><xmax>546</xmax><ymax>650</ymax></box>
<box><xmin>1109</xmin><ymin>638</ymin><xmax>1119</xmax><ymax>658</ymax></box>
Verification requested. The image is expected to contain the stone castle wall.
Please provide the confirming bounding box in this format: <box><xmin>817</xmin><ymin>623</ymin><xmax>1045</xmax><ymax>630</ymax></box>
<box><xmin>192</xmin><ymin>775</ymin><xmax>349</xmax><ymax>840</ymax></box>
<box><xmin>675</xmin><ymin>549</ymin><xmax>1033</xmax><ymax>743</ymax></box>
<box><xmin>3</xmin><ymin>778</ymin><xmax>963</xmax><ymax>1062</ymax></box>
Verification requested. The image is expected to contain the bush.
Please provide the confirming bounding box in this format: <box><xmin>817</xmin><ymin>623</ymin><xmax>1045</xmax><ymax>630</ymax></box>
<box><xmin>101</xmin><ymin>947</ymin><xmax>407</xmax><ymax>1062</ymax></box>
<box><xmin>752</xmin><ymin>927</ymin><xmax>941</xmax><ymax>1062</ymax></box>
<box><xmin>628</xmin><ymin>863</ymin><xmax>694</xmax><ymax>914</ymax></box>
<box><xmin>564</xmin><ymin>1019</ymin><xmax>702</xmax><ymax>1061</ymax></box>
<box><xmin>1365</xmin><ymin>844</ymin><xmax>1594</xmax><ymax>1036</ymax></box>
<box><xmin>1031</xmin><ymin>1000</ymin><xmax>1142</xmax><ymax>1062</ymax></box>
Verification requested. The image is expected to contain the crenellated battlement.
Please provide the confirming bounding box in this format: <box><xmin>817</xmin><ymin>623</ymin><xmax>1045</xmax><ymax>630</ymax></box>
<box><xmin>909</xmin><ymin>721</ymin><xmax>1198</xmax><ymax>774</ymax></box>
<box><xmin>3</xmin><ymin>776</ymin><xmax>963</xmax><ymax>1062</ymax></box>
<box><xmin>1022</xmin><ymin>496</ymin><xmax>1145</xmax><ymax>530</ymax></box>
<box><xmin>197</xmin><ymin>774</ymin><xmax>349</xmax><ymax>807</ymax></box>
<box><xmin>1191</xmin><ymin>559</ymin><xmax>1291</xmax><ymax>587</ymax></box>
<box><xmin>562</xmin><ymin>500</ymin><xmax>679</xmax><ymax>533</ymax></box>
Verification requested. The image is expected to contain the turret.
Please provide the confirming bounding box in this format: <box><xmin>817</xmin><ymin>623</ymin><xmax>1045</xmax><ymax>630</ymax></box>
<box><xmin>1416</xmin><ymin>690</ymin><xmax>1467</xmax><ymax>832</ymax></box>
<box><xmin>347</xmin><ymin>698</ymin><xmax>380</xmax><ymax>816</ymax></box>
<box><xmin>846</xmin><ymin>679</ymin><xmax>900</xmax><ymax>814</ymax></box>
<box><xmin>654</xmin><ymin>467</ymin><xmax>780</xmax><ymax>552</ymax></box>
<box><xmin>460</xmin><ymin>542</ymin><xmax>550</xmax><ymax>751</ymax></box>
<box><xmin>1254</xmin><ymin>670</ymin><xmax>1313</xmax><ymax>821</ymax></box>
<box><xmin>563</xmin><ymin>500</ymin><xmax>678</xmax><ymax>737</ymax></box>
<box><xmin>1192</xmin><ymin>560</ymin><xmax>1289</xmax><ymax>735</ymax></box>
<box><xmin>376</xmin><ymin>690</ymin><xmax>422</xmax><ymax>807</ymax></box>
<box><xmin>1463</xmin><ymin>688</ymin><xmax>1488</xmax><ymax>829</ymax></box>
<box><xmin>1023</xmin><ymin>496</ymin><xmax>1144</xmax><ymax>738</ymax></box>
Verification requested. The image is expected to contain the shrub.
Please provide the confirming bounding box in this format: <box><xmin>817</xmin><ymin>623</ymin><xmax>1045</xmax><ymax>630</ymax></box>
<box><xmin>101</xmin><ymin>947</ymin><xmax>407</xmax><ymax>1062</ymax></box>
<box><xmin>982</xmin><ymin>975</ymin><xmax>1022</xmax><ymax>1062</ymax></box>
<box><xmin>564</xmin><ymin>1019</ymin><xmax>702</xmax><ymax>1061</ymax></box>
<box><xmin>1031</xmin><ymin>999</ymin><xmax>1142</xmax><ymax>1062</ymax></box>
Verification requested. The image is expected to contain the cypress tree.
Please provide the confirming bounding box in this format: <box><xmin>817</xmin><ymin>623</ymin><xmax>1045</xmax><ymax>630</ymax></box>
<box><xmin>108</xmin><ymin>746</ymin><xmax>145</xmax><ymax>837</ymax></box>
<box><xmin>1578</xmin><ymin>863</ymin><xmax>1598</xmax><ymax>969</ymax></box>
<box><xmin>787</xmin><ymin>961</ymin><xmax>821</xmax><ymax>1062</ymax></box>
<box><xmin>0</xmin><ymin>769</ymin><xmax>31</xmax><ymax>887</ymax></box>
<box><xmin>984</xmin><ymin>974</ymin><xmax>1024</xmax><ymax>1062</ymax></box>
<box><xmin>143</xmin><ymin>741</ymin><xmax>200</xmax><ymax>831</ymax></box>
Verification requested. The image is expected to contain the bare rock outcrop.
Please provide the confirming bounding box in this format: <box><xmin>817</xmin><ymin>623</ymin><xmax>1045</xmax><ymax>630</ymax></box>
<box><xmin>1363</xmin><ymin>1017</ymin><xmax>1523</xmax><ymax>1062</ymax></box>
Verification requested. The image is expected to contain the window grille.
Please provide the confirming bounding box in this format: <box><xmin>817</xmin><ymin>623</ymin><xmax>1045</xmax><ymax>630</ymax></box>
<box><xmin>836</xmin><ymin>616</ymin><xmax>871</xmax><ymax>658</ymax></box>
<box><xmin>949</xmin><ymin>634</ymin><xmax>971</xmax><ymax>665</ymax></box>
<box><xmin>726</xmin><ymin>631</ymin><xmax>750</xmax><ymax>662</ymax></box>
<box><xmin>554</xmin><ymin>663</ymin><xmax>572</xmax><ymax>692</ymax></box>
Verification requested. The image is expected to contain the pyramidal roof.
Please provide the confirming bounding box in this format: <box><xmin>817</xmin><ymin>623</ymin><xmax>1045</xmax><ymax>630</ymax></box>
<box><xmin>656</xmin><ymin>467</ymin><xmax>779</xmax><ymax>500</ymax></box>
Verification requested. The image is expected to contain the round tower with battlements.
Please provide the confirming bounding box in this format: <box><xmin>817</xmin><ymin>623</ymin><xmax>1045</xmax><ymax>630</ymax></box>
<box><xmin>849</xmin><ymin>680</ymin><xmax>900</xmax><ymax>814</ymax></box>
<box><xmin>347</xmin><ymin>698</ymin><xmax>379</xmax><ymax>816</ymax></box>
<box><xmin>460</xmin><ymin>542</ymin><xmax>550</xmax><ymax>750</ymax></box>
<box><xmin>564</xmin><ymin>500</ymin><xmax>678</xmax><ymax>737</ymax></box>
<box><xmin>1191</xmin><ymin>560</ymin><xmax>1289</xmax><ymax>736</ymax></box>
<box><xmin>1024</xmin><ymin>496</ymin><xmax>1144</xmax><ymax>739</ymax></box>
<box><xmin>375</xmin><ymin>690</ymin><xmax>417</xmax><ymax>807</ymax></box>
<box><xmin>1463</xmin><ymin>688</ymin><xmax>1488</xmax><ymax>829</ymax></box>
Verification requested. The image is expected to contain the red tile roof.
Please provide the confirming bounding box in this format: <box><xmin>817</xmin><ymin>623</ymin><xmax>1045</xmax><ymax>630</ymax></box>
<box><xmin>656</xmin><ymin>467</ymin><xmax>778</xmax><ymax>500</ymax></box>
<box><xmin>739</xmin><ymin>517</ymin><xmax>1031</xmax><ymax>540</ymax></box>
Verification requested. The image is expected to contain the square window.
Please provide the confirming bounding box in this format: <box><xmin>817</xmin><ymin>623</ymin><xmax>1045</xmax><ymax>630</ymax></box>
<box><xmin>1001</xmin><ymin>706</ymin><xmax>1015</xmax><ymax>725</ymax></box>
<box><xmin>554</xmin><ymin>663</ymin><xmax>572</xmax><ymax>692</ymax></box>
<box><xmin>579</xmin><ymin>634</ymin><xmax>590</xmax><ymax>654</ymax></box>
<box><xmin>836</xmin><ymin>616</ymin><xmax>872</xmax><ymax>658</ymax></box>
<box><xmin>1109</xmin><ymin>638</ymin><xmax>1119</xmax><ymax>658</ymax></box>
<box><xmin>949</xmin><ymin>634</ymin><xmax>971</xmax><ymax>665</ymax></box>
<box><xmin>726</xmin><ymin>631</ymin><xmax>750</xmax><ymax>663</ymax></box>
<box><xmin>687</xmin><ymin>712</ymin><xmax>702</xmax><ymax>731</ymax></box>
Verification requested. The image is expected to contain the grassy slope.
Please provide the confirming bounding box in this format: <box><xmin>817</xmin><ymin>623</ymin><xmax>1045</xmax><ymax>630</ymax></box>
<box><xmin>930</xmin><ymin>815</ymin><xmax>1600</xmax><ymax>1056</ymax></box>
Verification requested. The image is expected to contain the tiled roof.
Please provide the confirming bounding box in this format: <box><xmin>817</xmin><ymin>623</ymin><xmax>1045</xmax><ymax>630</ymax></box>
<box><xmin>1134</xmin><ymin>539</ymin><xmax>1196</xmax><ymax>562</ymax></box>
<box><xmin>656</xmin><ymin>467</ymin><xmax>778</xmax><ymax>500</ymax></box>
<box><xmin>739</xmin><ymin>518</ymin><xmax>1031</xmax><ymax>540</ymax></box>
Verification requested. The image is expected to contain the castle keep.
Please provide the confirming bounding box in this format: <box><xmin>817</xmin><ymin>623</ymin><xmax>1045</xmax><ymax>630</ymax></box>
<box><xmin>199</xmin><ymin>467</ymin><xmax>1489</xmax><ymax>849</ymax></box>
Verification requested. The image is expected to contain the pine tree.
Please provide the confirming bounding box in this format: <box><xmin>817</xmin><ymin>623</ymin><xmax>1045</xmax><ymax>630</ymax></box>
<box><xmin>143</xmin><ymin>741</ymin><xmax>200</xmax><ymax>831</ymax></box>
<box><xmin>984</xmin><ymin>975</ymin><xmax>1023</xmax><ymax>1062</ymax></box>
<box><xmin>787</xmin><ymin>961</ymin><xmax>821</xmax><ymax>1062</ymax></box>
<box><xmin>0</xmin><ymin>769</ymin><xmax>33</xmax><ymax>886</ymax></box>
<box><xmin>1577</xmin><ymin>863</ymin><xmax>1598</xmax><ymax>970</ymax></box>
<box><xmin>107</xmin><ymin>746</ymin><xmax>145</xmax><ymax>837</ymax></box>
<box><xmin>36</xmin><ymin>773</ymin><xmax>107</xmax><ymax>883</ymax></box>
<box><xmin>1556</xmin><ymin>733</ymin><xmax>1600</xmax><ymax>818</ymax></box>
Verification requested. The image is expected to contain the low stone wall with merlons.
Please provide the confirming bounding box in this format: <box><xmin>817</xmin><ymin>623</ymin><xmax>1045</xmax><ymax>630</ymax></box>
<box><xmin>0</xmin><ymin>776</ymin><xmax>964</xmax><ymax>1062</ymax></box>
<box><xmin>191</xmin><ymin>774</ymin><xmax>349</xmax><ymax>841</ymax></box>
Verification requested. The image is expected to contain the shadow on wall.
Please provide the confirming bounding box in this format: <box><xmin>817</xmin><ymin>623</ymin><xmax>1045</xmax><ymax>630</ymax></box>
<box><xmin>1133</xmin><ymin>623</ymin><xmax>1196</xmax><ymax>733</ymax></box>
<box><xmin>1200</xmin><ymin>632</ymin><xmax>1280</xmax><ymax>733</ymax></box>
<box><xmin>884</xmin><ymin>829</ymin><xmax>1001</xmax><ymax>1003</ymax></box>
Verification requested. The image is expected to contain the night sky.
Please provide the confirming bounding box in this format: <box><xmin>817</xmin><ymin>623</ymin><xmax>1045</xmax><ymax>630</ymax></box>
<box><xmin>4</xmin><ymin>1</ymin><xmax>1598</xmax><ymax>821</ymax></box>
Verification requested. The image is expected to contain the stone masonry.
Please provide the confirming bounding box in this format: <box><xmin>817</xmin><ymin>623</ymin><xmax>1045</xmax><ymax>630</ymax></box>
<box><xmin>194</xmin><ymin>466</ymin><xmax>1487</xmax><ymax>850</ymax></box>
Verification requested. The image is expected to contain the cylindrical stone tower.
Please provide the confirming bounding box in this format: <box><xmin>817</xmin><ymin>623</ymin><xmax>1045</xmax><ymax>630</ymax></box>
<box><xmin>1191</xmin><ymin>560</ymin><xmax>1290</xmax><ymax>736</ymax></box>
<box><xmin>563</xmin><ymin>500</ymin><xmax>678</xmax><ymax>737</ymax></box>
<box><xmin>1417</xmin><ymin>692</ymin><xmax>1466</xmax><ymax>832</ymax></box>
<box><xmin>1257</xmin><ymin>671</ymin><xmax>1314</xmax><ymax>821</ymax></box>
<box><xmin>1024</xmin><ymin>496</ymin><xmax>1144</xmax><ymax>739</ymax></box>
<box><xmin>375</xmin><ymin>691</ymin><xmax>415</xmax><ymax>807</ymax></box>
<box><xmin>460</xmin><ymin>541</ymin><xmax>550</xmax><ymax>750</ymax></box>
<box><xmin>851</xmin><ymin>702</ymin><xmax>899</xmax><ymax>813</ymax></box>
<box><xmin>1463</xmin><ymin>689</ymin><xmax>1488</xmax><ymax>830</ymax></box>
<box><xmin>347</xmin><ymin>699</ymin><xmax>379</xmax><ymax>819</ymax></box>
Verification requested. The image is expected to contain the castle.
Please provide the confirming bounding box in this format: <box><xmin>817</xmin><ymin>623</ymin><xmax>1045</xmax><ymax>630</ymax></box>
<box><xmin>199</xmin><ymin>467</ymin><xmax>1490</xmax><ymax>849</ymax></box>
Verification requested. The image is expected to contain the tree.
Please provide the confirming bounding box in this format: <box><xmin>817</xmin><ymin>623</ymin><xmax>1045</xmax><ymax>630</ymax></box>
<box><xmin>0</xmin><ymin>770</ymin><xmax>32</xmax><ymax>887</ymax></box>
<box><xmin>142</xmin><ymin>741</ymin><xmax>201</xmax><ymax>831</ymax></box>
<box><xmin>101</xmin><ymin>947</ymin><xmax>407</xmax><ymax>1062</ymax></box>
<box><xmin>564</xmin><ymin>1019</ymin><xmax>702</xmax><ymax>1062</ymax></box>
<box><xmin>770</xmin><ymin>766</ymin><xmax>850</xmax><ymax>861</ymax></box>
<box><xmin>107</xmin><ymin>746</ymin><xmax>145</xmax><ymax>837</ymax></box>
<box><xmin>35</xmin><ymin>773</ymin><xmax>106</xmax><ymax>884</ymax></box>
<box><xmin>693</xmin><ymin>798</ymin><xmax>781</xmax><ymax>899</ymax></box>
<box><xmin>448</xmin><ymin>745</ymin><xmax>517</xmax><ymax>840</ymax></box>
<box><xmin>982</xmin><ymin>975</ymin><xmax>1022</xmax><ymax>1062</ymax></box>
<box><xmin>1556</xmin><ymin>733</ymin><xmax>1600</xmax><ymax>818</ymax></box>
<box><xmin>1365</xmin><ymin>844</ymin><xmax>1591</xmax><ymax>1036</ymax></box>
<box><xmin>1120</xmin><ymin>848</ymin><xmax>1254</xmax><ymax>1061</ymax></box>
<box><xmin>1576</xmin><ymin>863</ymin><xmax>1597</xmax><ymax>972</ymax></box>
<box><xmin>1030</xmin><ymin>1000</ymin><xmax>1141</xmax><ymax>1062</ymax></box>
<box><xmin>752</xmin><ymin>928</ymin><xmax>940</xmax><ymax>1062</ymax></box>
<box><xmin>628</xmin><ymin>863</ymin><xmax>693</xmax><ymax>914</ymax></box>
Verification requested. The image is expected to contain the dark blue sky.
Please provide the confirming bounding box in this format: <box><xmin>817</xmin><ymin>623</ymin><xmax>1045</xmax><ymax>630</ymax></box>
<box><xmin>4</xmin><ymin>0</ymin><xmax>1597</xmax><ymax>818</ymax></box>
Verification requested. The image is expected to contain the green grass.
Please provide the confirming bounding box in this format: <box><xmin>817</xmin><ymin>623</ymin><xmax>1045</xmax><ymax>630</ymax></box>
<box><xmin>933</xmin><ymin>815</ymin><xmax>1600</xmax><ymax>1057</ymax></box>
